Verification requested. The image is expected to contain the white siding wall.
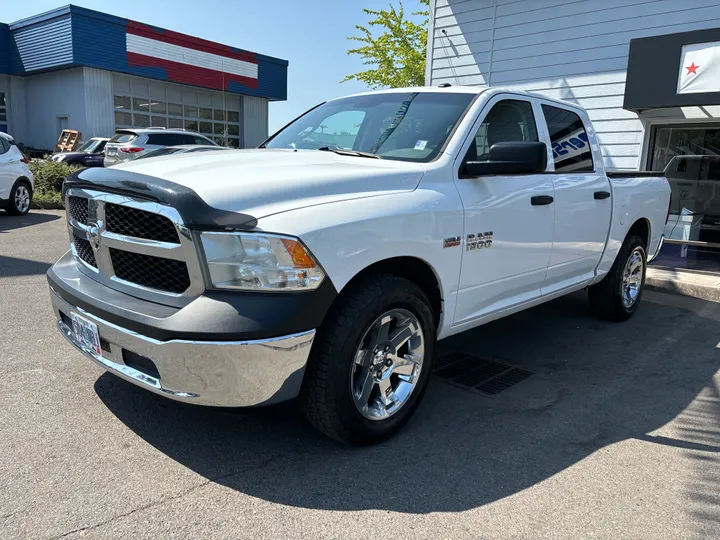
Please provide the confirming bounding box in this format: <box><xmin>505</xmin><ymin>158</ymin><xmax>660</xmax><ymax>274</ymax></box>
<box><xmin>24</xmin><ymin>68</ymin><xmax>86</xmax><ymax>150</ymax></box>
<box><xmin>428</xmin><ymin>0</ymin><xmax>720</xmax><ymax>169</ymax></box>
<box><xmin>83</xmin><ymin>68</ymin><xmax>114</xmax><ymax>140</ymax></box>
<box><xmin>243</xmin><ymin>95</ymin><xmax>269</xmax><ymax>148</ymax></box>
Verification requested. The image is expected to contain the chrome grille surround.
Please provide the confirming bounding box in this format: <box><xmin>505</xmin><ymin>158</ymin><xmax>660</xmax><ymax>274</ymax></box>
<box><xmin>65</xmin><ymin>188</ymin><xmax>205</xmax><ymax>308</ymax></box>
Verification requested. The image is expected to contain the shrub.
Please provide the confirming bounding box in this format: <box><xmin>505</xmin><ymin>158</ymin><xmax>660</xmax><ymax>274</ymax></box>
<box><xmin>28</xmin><ymin>159</ymin><xmax>83</xmax><ymax>194</ymax></box>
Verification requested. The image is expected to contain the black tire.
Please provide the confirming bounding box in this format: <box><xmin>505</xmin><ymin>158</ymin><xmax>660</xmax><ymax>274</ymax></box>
<box><xmin>588</xmin><ymin>234</ymin><xmax>647</xmax><ymax>321</ymax></box>
<box><xmin>300</xmin><ymin>273</ymin><xmax>436</xmax><ymax>445</ymax></box>
<box><xmin>6</xmin><ymin>180</ymin><xmax>32</xmax><ymax>216</ymax></box>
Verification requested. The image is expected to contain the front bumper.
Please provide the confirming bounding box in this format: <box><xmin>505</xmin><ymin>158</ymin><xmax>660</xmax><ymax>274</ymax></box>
<box><xmin>50</xmin><ymin>287</ymin><xmax>316</xmax><ymax>407</ymax></box>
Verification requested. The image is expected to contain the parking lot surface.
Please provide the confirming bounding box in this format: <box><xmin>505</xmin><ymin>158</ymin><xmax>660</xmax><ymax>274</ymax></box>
<box><xmin>1</xmin><ymin>210</ymin><xmax>719</xmax><ymax>540</ymax></box>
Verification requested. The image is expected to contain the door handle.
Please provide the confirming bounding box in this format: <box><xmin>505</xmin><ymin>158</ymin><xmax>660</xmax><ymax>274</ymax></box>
<box><xmin>594</xmin><ymin>191</ymin><xmax>611</xmax><ymax>200</ymax></box>
<box><xmin>531</xmin><ymin>195</ymin><xmax>554</xmax><ymax>206</ymax></box>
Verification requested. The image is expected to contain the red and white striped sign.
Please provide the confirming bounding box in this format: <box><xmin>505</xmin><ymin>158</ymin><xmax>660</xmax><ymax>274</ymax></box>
<box><xmin>125</xmin><ymin>21</ymin><xmax>258</xmax><ymax>90</ymax></box>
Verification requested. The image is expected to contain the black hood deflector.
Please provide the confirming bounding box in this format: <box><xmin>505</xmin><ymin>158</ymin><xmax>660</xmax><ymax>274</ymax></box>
<box><xmin>63</xmin><ymin>167</ymin><xmax>257</xmax><ymax>231</ymax></box>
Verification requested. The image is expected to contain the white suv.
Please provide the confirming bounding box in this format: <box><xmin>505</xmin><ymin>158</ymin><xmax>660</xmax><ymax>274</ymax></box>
<box><xmin>0</xmin><ymin>132</ymin><xmax>34</xmax><ymax>216</ymax></box>
<box><xmin>103</xmin><ymin>129</ymin><xmax>217</xmax><ymax>167</ymax></box>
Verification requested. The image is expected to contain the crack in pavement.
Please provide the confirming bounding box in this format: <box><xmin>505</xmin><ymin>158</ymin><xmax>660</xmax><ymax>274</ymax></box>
<box><xmin>47</xmin><ymin>451</ymin><xmax>293</xmax><ymax>540</ymax></box>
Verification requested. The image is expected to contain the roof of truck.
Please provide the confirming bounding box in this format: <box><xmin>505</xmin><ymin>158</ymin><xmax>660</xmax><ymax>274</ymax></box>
<box><xmin>337</xmin><ymin>85</ymin><xmax>585</xmax><ymax>111</ymax></box>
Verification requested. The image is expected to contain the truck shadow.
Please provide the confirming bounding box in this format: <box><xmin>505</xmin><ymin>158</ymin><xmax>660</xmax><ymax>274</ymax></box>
<box><xmin>94</xmin><ymin>291</ymin><xmax>720</xmax><ymax>515</ymax></box>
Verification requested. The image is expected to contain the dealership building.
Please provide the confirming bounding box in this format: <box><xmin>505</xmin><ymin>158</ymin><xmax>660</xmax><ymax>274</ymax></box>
<box><xmin>427</xmin><ymin>0</ymin><xmax>720</xmax><ymax>268</ymax></box>
<box><xmin>0</xmin><ymin>5</ymin><xmax>287</xmax><ymax>151</ymax></box>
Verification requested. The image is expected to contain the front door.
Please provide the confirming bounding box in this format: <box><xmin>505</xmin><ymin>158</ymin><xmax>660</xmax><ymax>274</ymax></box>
<box><xmin>453</xmin><ymin>96</ymin><xmax>555</xmax><ymax>328</ymax></box>
<box><xmin>539</xmin><ymin>103</ymin><xmax>612</xmax><ymax>294</ymax></box>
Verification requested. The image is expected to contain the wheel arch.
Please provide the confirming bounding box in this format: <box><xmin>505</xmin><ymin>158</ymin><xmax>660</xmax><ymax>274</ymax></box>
<box><xmin>337</xmin><ymin>256</ymin><xmax>444</xmax><ymax>330</ymax></box>
<box><xmin>13</xmin><ymin>176</ymin><xmax>33</xmax><ymax>191</ymax></box>
<box><xmin>627</xmin><ymin>217</ymin><xmax>650</xmax><ymax>249</ymax></box>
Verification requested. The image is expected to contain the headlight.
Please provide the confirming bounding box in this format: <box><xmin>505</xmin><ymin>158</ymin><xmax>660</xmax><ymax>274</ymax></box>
<box><xmin>199</xmin><ymin>232</ymin><xmax>325</xmax><ymax>291</ymax></box>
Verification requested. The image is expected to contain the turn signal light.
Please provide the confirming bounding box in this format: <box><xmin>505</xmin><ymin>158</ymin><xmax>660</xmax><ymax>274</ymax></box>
<box><xmin>280</xmin><ymin>238</ymin><xmax>317</xmax><ymax>269</ymax></box>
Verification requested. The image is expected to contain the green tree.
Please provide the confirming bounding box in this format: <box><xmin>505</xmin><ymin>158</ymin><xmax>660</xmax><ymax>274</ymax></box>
<box><xmin>343</xmin><ymin>0</ymin><xmax>430</xmax><ymax>89</ymax></box>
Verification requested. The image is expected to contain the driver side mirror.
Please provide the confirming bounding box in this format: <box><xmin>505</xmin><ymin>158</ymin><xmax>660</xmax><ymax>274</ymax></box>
<box><xmin>462</xmin><ymin>141</ymin><xmax>548</xmax><ymax>177</ymax></box>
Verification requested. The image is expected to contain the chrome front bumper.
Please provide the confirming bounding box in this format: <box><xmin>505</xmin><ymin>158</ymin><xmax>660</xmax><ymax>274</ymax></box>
<box><xmin>50</xmin><ymin>287</ymin><xmax>315</xmax><ymax>407</ymax></box>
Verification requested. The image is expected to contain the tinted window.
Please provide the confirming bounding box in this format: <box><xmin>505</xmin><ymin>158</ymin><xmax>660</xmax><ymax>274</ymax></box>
<box><xmin>266</xmin><ymin>92</ymin><xmax>474</xmax><ymax>162</ymax></box>
<box><xmin>193</xmin><ymin>135</ymin><xmax>214</xmax><ymax>146</ymax></box>
<box><xmin>541</xmin><ymin>105</ymin><xmax>593</xmax><ymax>172</ymax></box>
<box><xmin>146</xmin><ymin>133</ymin><xmax>189</xmax><ymax>146</ymax></box>
<box><xmin>465</xmin><ymin>99</ymin><xmax>538</xmax><ymax>162</ymax></box>
<box><xmin>109</xmin><ymin>131</ymin><xmax>137</xmax><ymax>144</ymax></box>
<box><xmin>0</xmin><ymin>137</ymin><xmax>8</xmax><ymax>154</ymax></box>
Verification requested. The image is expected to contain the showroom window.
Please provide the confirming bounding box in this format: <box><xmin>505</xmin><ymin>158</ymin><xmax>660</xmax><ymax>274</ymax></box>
<box><xmin>114</xmin><ymin>94</ymin><xmax>242</xmax><ymax>148</ymax></box>
<box><xmin>649</xmin><ymin>124</ymin><xmax>720</xmax><ymax>251</ymax></box>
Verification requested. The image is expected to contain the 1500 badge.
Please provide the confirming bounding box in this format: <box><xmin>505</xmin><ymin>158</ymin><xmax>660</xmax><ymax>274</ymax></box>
<box><xmin>466</xmin><ymin>231</ymin><xmax>493</xmax><ymax>251</ymax></box>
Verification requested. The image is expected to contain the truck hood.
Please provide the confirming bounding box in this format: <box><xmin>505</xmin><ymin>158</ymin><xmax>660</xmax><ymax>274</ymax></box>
<box><xmin>111</xmin><ymin>148</ymin><xmax>425</xmax><ymax>219</ymax></box>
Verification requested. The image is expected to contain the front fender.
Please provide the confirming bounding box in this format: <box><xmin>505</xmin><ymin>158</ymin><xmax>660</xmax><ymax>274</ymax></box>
<box><xmin>256</xmin><ymin>188</ymin><xmax>464</xmax><ymax>338</ymax></box>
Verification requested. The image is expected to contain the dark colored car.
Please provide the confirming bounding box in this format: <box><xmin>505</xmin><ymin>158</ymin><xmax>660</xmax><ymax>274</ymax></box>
<box><xmin>50</xmin><ymin>138</ymin><xmax>109</xmax><ymax>167</ymax></box>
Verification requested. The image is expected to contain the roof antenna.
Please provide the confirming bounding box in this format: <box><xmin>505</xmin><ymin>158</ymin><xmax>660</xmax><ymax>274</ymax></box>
<box><xmin>437</xmin><ymin>28</ymin><xmax>461</xmax><ymax>87</ymax></box>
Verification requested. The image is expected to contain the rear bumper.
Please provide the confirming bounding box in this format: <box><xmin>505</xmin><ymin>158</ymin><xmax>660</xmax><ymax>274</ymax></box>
<box><xmin>50</xmin><ymin>286</ymin><xmax>315</xmax><ymax>407</ymax></box>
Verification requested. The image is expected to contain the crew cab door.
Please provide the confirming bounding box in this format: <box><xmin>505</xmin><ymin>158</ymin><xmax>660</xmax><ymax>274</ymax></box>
<box><xmin>452</xmin><ymin>96</ymin><xmax>555</xmax><ymax>327</ymax></box>
<box><xmin>538</xmin><ymin>103</ymin><xmax>612</xmax><ymax>294</ymax></box>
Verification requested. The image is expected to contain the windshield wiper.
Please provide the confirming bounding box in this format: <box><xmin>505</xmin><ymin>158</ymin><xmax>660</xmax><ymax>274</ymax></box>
<box><xmin>317</xmin><ymin>146</ymin><xmax>380</xmax><ymax>159</ymax></box>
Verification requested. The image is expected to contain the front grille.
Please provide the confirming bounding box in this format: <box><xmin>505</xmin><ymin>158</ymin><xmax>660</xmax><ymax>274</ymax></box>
<box><xmin>110</xmin><ymin>249</ymin><xmax>190</xmax><ymax>294</ymax></box>
<box><xmin>68</xmin><ymin>196</ymin><xmax>89</xmax><ymax>225</ymax></box>
<box><xmin>105</xmin><ymin>203</ymin><xmax>180</xmax><ymax>244</ymax></box>
<box><xmin>73</xmin><ymin>233</ymin><xmax>97</xmax><ymax>268</ymax></box>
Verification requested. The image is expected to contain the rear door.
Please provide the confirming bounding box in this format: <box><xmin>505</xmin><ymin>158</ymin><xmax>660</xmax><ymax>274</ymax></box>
<box><xmin>0</xmin><ymin>137</ymin><xmax>13</xmax><ymax>199</ymax></box>
<box><xmin>539</xmin><ymin>103</ymin><xmax>612</xmax><ymax>295</ymax></box>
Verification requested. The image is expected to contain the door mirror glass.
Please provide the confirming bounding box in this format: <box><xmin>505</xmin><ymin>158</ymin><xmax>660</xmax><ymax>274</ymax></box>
<box><xmin>463</xmin><ymin>141</ymin><xmax>548</xmax><ymax>176</ymax></box>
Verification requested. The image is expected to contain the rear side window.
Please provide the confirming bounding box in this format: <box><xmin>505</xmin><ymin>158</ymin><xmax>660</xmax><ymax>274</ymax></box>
<box><xmin>109</xmin><ymin>131</ymin><xmax>137</xmax><ymax>144</ymax></box>
<box><xmin>541</xmin><ymin>105</ymin><xmax>593</xmax><ymax>172</ymax></box>
<box><xmin>0</xmin><ymin>137</ymin><xmax>9</xmax><ymax>154</ymax></box>
<box><xmin>192</xmin><ymin>135</ymin><xmax>213</xmax><ymax>145</ymax></box>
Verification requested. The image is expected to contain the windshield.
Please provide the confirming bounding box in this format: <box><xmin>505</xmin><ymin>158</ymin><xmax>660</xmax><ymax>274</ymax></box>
<box><xmin>265</xmin><ymin>92</ymin><xmax>475</xmax><ymax>162</ymax></box>
<box><xmin>77</xmin><ymin>139</ymin><xmax>104</xmax><ymax>153</ymax></box>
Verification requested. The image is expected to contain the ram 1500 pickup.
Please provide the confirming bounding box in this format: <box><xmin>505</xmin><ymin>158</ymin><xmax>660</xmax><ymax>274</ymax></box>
<box><xmin>48</xmin><ymin>87</ymin><xmax>671</xmax><ymax>445</ymax></box>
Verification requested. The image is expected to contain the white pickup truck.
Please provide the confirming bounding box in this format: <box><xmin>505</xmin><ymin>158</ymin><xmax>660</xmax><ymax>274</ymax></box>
<box><xmin>48</xmin><ymin>87</ymin><xmax>671</xmax><ymax>445</ymax></box>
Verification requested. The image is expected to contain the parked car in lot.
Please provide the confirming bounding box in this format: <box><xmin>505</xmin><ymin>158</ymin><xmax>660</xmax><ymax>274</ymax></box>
<box><xmin>50</xmin><ymin>137</ymin><xmax>109</xmax><ymax>168</ymax></box>
<box><xmin>0</xmin><ymin>131</ymin><xmax>33</xmax><ymax>215</ymax></box>
<box><xmin>136</xmin><ymin>144</ymin><xmax>229</xmax><ymax>160</ymax></box>
<box><xmin>48</xmin><ymin>87</ymin><xmax>671</xmax><ymax>445</ymax></box>
<box><xmin>103</xmin><ymin>129</ymin><xmax>217</xmax><ymax>166</ymax></box>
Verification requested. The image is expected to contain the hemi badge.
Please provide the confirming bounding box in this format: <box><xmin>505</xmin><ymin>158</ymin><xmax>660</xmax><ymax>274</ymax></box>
<box><xmin>443</xmin><ymin>236</ymin><xmax>461</xmax><ymax>248</ymax></box>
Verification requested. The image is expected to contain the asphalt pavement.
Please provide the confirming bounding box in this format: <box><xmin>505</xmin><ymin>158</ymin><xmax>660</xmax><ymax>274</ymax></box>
<box><xmin>1</xmin><ymin>210</ymin><xmax>719</xmax><ymax>539</ymax></box>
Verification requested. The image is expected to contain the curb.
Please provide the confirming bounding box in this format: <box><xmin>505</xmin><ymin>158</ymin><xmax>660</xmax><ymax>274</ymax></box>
<box><xmin>646</xmin><ymin>267</ymin><xmax>720</xmax><ymax>303</ymax></box>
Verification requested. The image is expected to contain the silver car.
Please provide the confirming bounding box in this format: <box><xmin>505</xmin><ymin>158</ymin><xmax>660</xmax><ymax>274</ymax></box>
<box><xmin>103</xmin><ymin>129</ymin><xmax>217</xmax><ymax>167</ymax></box>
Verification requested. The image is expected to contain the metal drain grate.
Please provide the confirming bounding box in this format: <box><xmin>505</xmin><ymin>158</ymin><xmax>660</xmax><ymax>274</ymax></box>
<box><xmin>433</xmin><ymin>352</ymin><xmax>532</xmax><ymax>395</ymax></box>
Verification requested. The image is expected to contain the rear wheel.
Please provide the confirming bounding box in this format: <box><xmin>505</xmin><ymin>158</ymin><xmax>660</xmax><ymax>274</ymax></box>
<box><xmin>6</xmin><ymin>181</ymin><xmax>32</xmax><ymax>216</ymax></box>
<box><xmin>589</xmin><ymin>234</ymin><xmax>646</xmax><ymax>321</ymax></box>
<box><xmin>301</xmin><ymin>274</ymin><xmax>436</xmax><ymax>445</ymax></box>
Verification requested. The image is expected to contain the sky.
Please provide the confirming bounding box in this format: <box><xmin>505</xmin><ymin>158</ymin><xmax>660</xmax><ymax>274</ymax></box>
<box><xmin>3</xmin><ymin>0</ymin><xmax>427</xmax><ymax>133</ymax></box>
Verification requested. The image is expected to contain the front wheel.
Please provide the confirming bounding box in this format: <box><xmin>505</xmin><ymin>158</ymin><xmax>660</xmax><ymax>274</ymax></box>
<box><xmin>6</xmin><ymin>181</ymin><xmax>32</xmax><ymax>216</ymax></box>
<box><xmin>300</xmin><ymin>274</ymin><xmax>436</xmax><ymax>445</ymax></box>
<box><xmin>589</xmin><ymin>234</ymin><xmax>646</xmax><ymax>321</ymax></box>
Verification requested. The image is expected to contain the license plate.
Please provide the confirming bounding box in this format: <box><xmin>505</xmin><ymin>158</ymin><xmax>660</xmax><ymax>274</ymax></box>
<box><xmin>71</xmin><ymin>313</ymin><xmax>102</xmax><ymax>355</ymax></box>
